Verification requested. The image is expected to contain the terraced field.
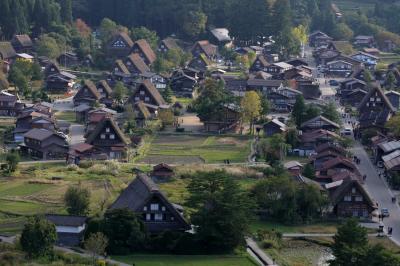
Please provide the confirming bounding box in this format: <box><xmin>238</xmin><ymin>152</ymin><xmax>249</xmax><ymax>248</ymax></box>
<box><xmin>139</xmin><ymin>135</ymin><xmax>251</xmax><ymax>164</ymax></box>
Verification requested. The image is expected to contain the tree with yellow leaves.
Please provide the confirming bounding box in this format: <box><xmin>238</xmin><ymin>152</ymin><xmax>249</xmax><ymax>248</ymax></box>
<box><xmin>292</xmin><ymin>25</ymin><xmax>308</xmax><ymax>57</ymax></box>
<box><xmin>241</xmin><ymin>91</ymin><xmax>261</xmax><ymax>135</ymax></box>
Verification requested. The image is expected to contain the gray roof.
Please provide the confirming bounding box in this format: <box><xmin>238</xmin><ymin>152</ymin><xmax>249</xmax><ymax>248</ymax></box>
<box><xmin>210</xmin><ymin>28</ymin><xmax>232</xmax><ymax>42</ymax></box>
<box><xmin>24</xmin><ymin>128</ymin><xmax>53</xmax><ymax>141</ymax></box>
<box><xmin>378</xmin><ymin>140</ymin><xmax>400</xmax><ymax>153</ymax></box>
<box><xmin>247</xmin><ymin>79</ymin><xmax>283</xmax><ymax>87</ymax></box>
<box><xmin>46</xmin><ymin>214</ymin><xmax>87</xmax><ymax>227</ymax></box>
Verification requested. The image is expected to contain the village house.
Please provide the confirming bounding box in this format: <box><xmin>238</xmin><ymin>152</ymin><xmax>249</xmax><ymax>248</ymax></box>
<box><xmin>57</xmin><ymin>52</ymin><xmax>79</xmax><ymax>68</ymax></box>
<box><xmin>312</xmin><ymin>149</ymin><xmax>344</xmax><ymax>169</ymax></box>
<box><xmin>297</xmin><ymin>79</ymin><xmax>321</xmax><ymax>100</ymax></box>
<box><xmin>151</xmin><ymin>163</ymin><xmax>175</xmax><ymax>181</ymax></box>
<box><xmin>338</xmin><ymin>78</ymin><xmax>367</xmax><ymax>101</ymax></box>
<box><xmin>374</xmin><ymin>140</ymin><xmax>400</xmax><ymax>165</ymax></box>
<box><xmin>68</xmin><ymin>143</ymin><xmax>106</xmax><ymax>164</ymax></box>
<box><xmin>169</xmin><ymin>69</ymin><xmax>198</xmax><ymax>98</ymax></box>
<box><xmin>14</xmin><ymin>109</ymin><xmax>55</xmax><ymax>142</ymax></box>
<box><xmin>46</xmin><ymin>71</ymin><xmax>77</xmax><ymax>93</ymax></box>
<box><xmin>97</xmin><ymin>80</ymin><xmax>114</xmax><ymax>107</ymax></box>
<box><xmin>210</xmin><ymin>28</ymin><xmax>232</xmax><ymax>47</ymax></box>
<box><xmin>129</xmin><ymin>80</ymin><xmax>167</xmax><ymax>113</ymax></box>
<box><xmin>309</xmin><ymin>31</ymin><xmax>333</xmax><ymax>48</ymax></box>
<box><xmin>191</xmin><ymin>40</ymin><xmax>218</xmax><ymax>60</ymax></box>
<box><xmin>316</xmin><ymin>157</ymin><xmax>360</xmax><ymax>182</ymax></box>
<box><xmin>0</xmin><ymin>91</ymin><xmax>24</xmax><ymax>116</ymax></box>
<box><xmin>300</xmin><ymin>115</ymin><xmax>340</xmax><ymax>132</ymax></box>
<box><xmin>131</xmin><ymin>39</ymin><xmax>157</xmax><ymax>66</ymax></box>
<box><xmin>73</xmin><ymin>80</ymin><xmax>101</xmax><ymax>107</ymax></box>
<box><xmin>11</xmin><ymin>34</ymin><xmax>33</xmax><ymax>53</ymax></box>
<box><xmin>16</xmin><ymin>53</ymin><xmax>34</xmax><ymax>62</ymax></box>
<box><xmin>353</xmin><ymin>35</ymin><xmax>375</xmax><ymax>48</ymax></box>
<box><xmin>45</xmin><ymin>214</ymin><xmax>87</xmax><ymax>247</ymax></box>
<box><xmin>249</xmin><ymin>55</ymin><xmax>270</xmax><ymax>72</ymax></box>
<box><xmin>138</xmin><ymin>72</ymin><xmax>168</xmax><ymax>90</ymax></box>
<box><xmin>112</xmin><ymin>59</ymin><xmax>131</xmax><ymax>82</ymax></box>
<box><xmin>124</xmin><ymin>53</ymin><xmax>150</xmax><ymax>76</ymax></box>
<box><xmin>134</xmin><ymin>101</ymin><xmax>151</xmax><ymax>128</ymax></box>
<box><xmin>297</xmin><ymin>129</ymin><xmax>341</xmax><ymax>156</ymax></box>
<box><xmin>284</xmin><ymin>161</ymin><xmax>304</xmax><ymax>177</ymax></box>
<box><xmin>109</xmin><ymin>173</ymin><xmax>191</xmax><ymax>234</ymax></box>
<box><xmin>263</xmin><ymin>119</ymin><xmax>287</xmax><ymax>137</ymax></box>
<box><xmin>326</xmin><ymin>60</ymin><xmax>353</xmax><ymax>77</ymax></box>
<box><xmin>386</xmin><ymin>91</ymin><xmax>400</xmax><ymax>110</ymax></box>
<box><xmin>350</xmin><ymin>52</ymin><xmax>379</xmax><ymax>70</ymax></box>
<box><xmin>341</xmin><ymin>89</ymin><xmax>368</xmax><ymax>108</ymax></box>
<box><xmin>158</xmin><ymin>37</ymin><xmax>180</xmax><ymax>54</ymax></box>
<box><xmin>358</xmin><ymin>86</ymin><xmax>396</xmax><ymax>131</ymax></box>
<box><xmin>246</xmin><ymin>79</ymin><xmax>284</xmax><ymax>94</ymax></box>
<box><xmin>267</xmin><ymin>87</ymin><xmax>302</xmax><ymax>112</ymax></box>
<box><xmin>326</xmin><ymin>177</ymin><xmax>377</xmax><ymax>219</ymax></box>
<box><xmin>187</xmin><ymin>54</ymin><xmax>211</xmax><ymax>72</ymax></box>
<box><xmin>85</xmin><ymin>107</ymin><xmax>117</xmax><ymax>135</ymax></box>
<box><xmin>265</xmin><ymin>62</ymin><xmax>293</xmax><ymax>76</ymax></box>
<box><xmin>202</xmin><ymin>104</ymin><xmax>241</xmax><ymax>133</ymax></box>
<box><xmin>20</xmin><ymin>128</ymin><xmax>68</xmax><ymax>160</ymax></box>
<box><xmin>106</xmin><ymin>32</ymin><xmax>134</xmax><ymax>58</ymax></box>
<box><xmin>85</xmin><ymin>116</ymin><xmax>130</xmax><ymax>160</ymax></box>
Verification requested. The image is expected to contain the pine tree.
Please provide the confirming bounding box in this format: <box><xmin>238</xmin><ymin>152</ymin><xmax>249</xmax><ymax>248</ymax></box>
<box><xmin>161</xmin><ymin>86</ymin><xmax>173</xmax><ymax>104</ymax></box>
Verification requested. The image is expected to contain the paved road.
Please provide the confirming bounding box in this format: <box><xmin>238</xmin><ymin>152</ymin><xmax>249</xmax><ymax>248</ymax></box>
<box><xmin>69</xmin><ymin>123</ymin><xmax>85</xmax><ymax>145</ymax></box>
<box><xmin>351</xmin><ymin>142</ymin><xmax>400</xmax><ymax>245</ymax></box>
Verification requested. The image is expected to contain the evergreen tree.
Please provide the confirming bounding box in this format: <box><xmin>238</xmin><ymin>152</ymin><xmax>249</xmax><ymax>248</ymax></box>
<box><xmin>292</xmin><ymin>95</ymin><xmax>306</xmax><ymax>127</ymax></box>
<box><xmin>60</xmin><ymin>0</ymin><xmax>72</xmax><ymax>24</ymax></box>
<box><xmin>161</xmin><ymin>85</ymin><xmax>173</xmax><ymax>104</ymax></box>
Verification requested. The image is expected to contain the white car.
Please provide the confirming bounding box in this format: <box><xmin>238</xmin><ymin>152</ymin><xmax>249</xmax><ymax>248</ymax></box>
<box><xmin>341</xmin><ymin>128</ymin><xmax>352</xmax><ymax>136</ymax></box>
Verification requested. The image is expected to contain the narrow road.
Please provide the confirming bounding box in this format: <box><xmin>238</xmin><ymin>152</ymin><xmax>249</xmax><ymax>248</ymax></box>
<box><xmin>351</xmin><ymin>142</ymin><xmax>400</xmax><ymax>245</ymax></box>
<box><xmin>69</xmin><ymin>123</ymin><xmax>85</xmax><ymax>145</ymax></box>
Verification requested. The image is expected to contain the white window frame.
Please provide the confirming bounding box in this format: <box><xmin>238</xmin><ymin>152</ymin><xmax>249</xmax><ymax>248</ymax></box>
<box><xmin>344</xmin><ymin>195</ymin><xmax>352</xmax><ymax>202</ymax></box>
<box><xmin>146</xmin><ymin>213</ymin><xmax>151</xmax><ymax>221</ymax></box>
<box><xmin>110</xmin><ymin>134</ymin><xmax>115</xmax><ymax>140</ymax></box>
<box><xmin>155</xmin><ymin>213</ymin><xmax>163</xmax><ymax>221</ymax></box>
<box><xmin>150</xmin><ymin>204</ymin><xmax>159</xmax><ymax>211</ymax></box>
<box><xmin>100</xmin><ymin>134</ymin><xmax>106</xmax><ymax>139</ymax></box>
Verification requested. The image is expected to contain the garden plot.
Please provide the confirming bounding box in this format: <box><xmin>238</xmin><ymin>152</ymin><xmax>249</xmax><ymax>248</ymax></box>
<box><xmin>139</xmin><ymin>135</ymin><xmax>251</xmax><ymax>164</ymax></box>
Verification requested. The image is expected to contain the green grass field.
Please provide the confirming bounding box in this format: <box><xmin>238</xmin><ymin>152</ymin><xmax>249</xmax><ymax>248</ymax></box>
<box><xmin>113</xmin><ymin>255</ymin><xmax>257</xmax><ymax>266</ymax></box>
<box><xmin>140</xmin><ymin>135</ymin><xmax>251</xmax><ymax>164</ymax></box>
<box><xmin>55</xmin><ymin>111</ymin><xmax>77</xmax><ymax>123</ymax></box>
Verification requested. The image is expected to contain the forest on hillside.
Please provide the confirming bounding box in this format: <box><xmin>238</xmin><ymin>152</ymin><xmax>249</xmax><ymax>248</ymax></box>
<box><xmin>1</xmin><ymin>0</ymin><xmax>400</xmax><ymax>49</ymax></box>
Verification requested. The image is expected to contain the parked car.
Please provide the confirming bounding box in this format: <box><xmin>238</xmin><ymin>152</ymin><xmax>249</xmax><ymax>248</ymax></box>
<box><xmin>381</xmin><ymin>208</ymin><xmax>390</xmax><ymax>217</ymax></box>
<box><xmin>340</xmin><ymin>128</ymin><xmax>352</xmax><ymax>136</ymax></box>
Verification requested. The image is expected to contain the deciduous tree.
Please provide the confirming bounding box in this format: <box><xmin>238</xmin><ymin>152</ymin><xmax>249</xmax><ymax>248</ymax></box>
<box><xmin>241</xmin><ymin>91</ymin><xmax>261</xmax><ymax>134</ymax></box>
<box><xmin>64</xmin><ymin>186</ymin><xmax>91</xmax><ymax>215</ymax></box>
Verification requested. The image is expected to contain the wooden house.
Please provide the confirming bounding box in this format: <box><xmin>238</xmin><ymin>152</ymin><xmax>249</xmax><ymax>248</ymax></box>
<box><xmin>353</xmin><ymin>35</ymin><xmax>375</xmax><ymax>48</ymax></box>
<box><xmin>298</xmin><ymin>129</ymin><xmax>341</xmax><ymax>156</ymax></box>
<box><xmin>249</xmin><ymin>55</ymin><xmax>269</xmax><ymax>72</ymax></box>
<box><xmin>109</xmin><ymin>173</ymin><xmax>191</xmax><ymax>234</ymax></box>
<box><xmin>358</xmin><ymin>86</ymin><xmax>396</xmax><ymax>131</ymax></box>
<box><xmin>327</xmin><ymin>177</ymin><xmax>377</xmax><ymax>218</ymax></box>
<box><xmin>0</xmin><ymin>91</ymin><xmax>23</xmax><ymax>116</ymax></box>
<box><xmin>300</xmin><ymin>115</ymin><xmax>340</xmax><ymax>132</ymax></box>
<box><xmin>386</xmin><ymin>91</ymin><xmax>400</xmax><ymax>110</ymax></box>
<box><xmin>106</xmin><ymin>32</ymin><xmax>134</xmax><ymax>58</ymax></box>
<box><xmin>68</xmin><ymin>143</ymin><xmax>106</xmax><ymax>164</ymax></box>
<box><xmin>158</xmin><ymin>37</ymin><xmax>180</xmax><ymax>54</ymax></box>
<box><xmin>350</xmin><ymin>52</ymin><xmax>379</xmax><ymax>70</ymax></box>
<box><xmin>85</xmin><ymin>116</ymin><xmax>130</xmax><ymax>160</ymax></box>
<box><xmin>188</xmin><ymin>54</ymin><xmax>211</xmax><ymax>72</ymax></box>
<box><xmin>309</xmin><ymin>31</ymin><xmax>333</xmax><ymax>47</ymax></box>
<box><xmin>73</xmin><ymin>80</ymin><xmax>101</xmax><ymax>106</ymax></box>
<box><xmin>57</xmin><ymin>52</ymin><xmax>79</xmax><ymax>68</ymax></box>
<box><xmin>341</xmin><ymin>89</ymin><xmax>367</xmax><ymax>108</ymax></box>
<box><xmin>11</xmin><ymin>34</ymin><xmax>33</xmax><ymax>53</ymax></box>
<box><xmin>46</xmin><ymin>71</ymin><xmax>76</xmax><ymax>92</ymax></box>
<box><xmin>284</xmin><ymin>161</ymin><xmax>303</xmax><ymax>177</ymax></box>
<box><xmin>246</xmin><ymin>79</ymin><xmax>284</xmax><ymax>94</ymax></box>
<box><xmin>265</xmin><ymin>62</ymin><xmax>293</xmax><ymax>76</ymax></box>
<box><xmin>210</xmin><ymin>28</ymin><xmax>232</xmax><ymax>47</ymax></box>
<box><xmin>134</xmin><ymin>101</ymin><xmax>151</xmax><ymax>128</ymax></box>
<box><xmin>131</xmin><ymin>39</ymin><xmax>157</xmax><ymax>65</ymax></box>
<box><xmin>191</xmin><ymin>40</ymin><xmax>217</xmax><ymax>60</ymax></box>
<box><xmin>46</xmin><ymin>214</ymin><xmax>87</xmax><ymax>247</ymax></box>
<box><xmin>170</xmin><ymin>69</ymin><xmax>198</xmax><ymax>98</ymax></box>
<box><xmin>326</xmin><ymin>60</ymin><xmax>353</xmax><ymax>77</ymax></box>
<box><xmin>97</xmin><ymin>80</ymin><xmax>113</xmax><ymax>107</ymax></box>
<box><xmin>151</xmin><ymin>163</ymin><xmax>174</xmax><ymax>180</ymax></box>
<box><xmin>20</xmin><ymin>128</ymin><xmax>68</xmax><ymax>160</ymax></box>
<box><xmin>263</xmin><ymin>119</ymin><xmax>287</xmax><ymax>137</ymax></box>
<box><xmin>129</xmin><ymin>80</ymin><xmax>167</xmax><ymax>112</ymax></box>
<box><xmin>202</xmin><ymin>104</ymin><xmax>240</xmax><ymax>132</ymax></box>
<box><xmin>124</xmin><ymin>53</ymin><xmax>150</xmax><ymax>75</ymax></box>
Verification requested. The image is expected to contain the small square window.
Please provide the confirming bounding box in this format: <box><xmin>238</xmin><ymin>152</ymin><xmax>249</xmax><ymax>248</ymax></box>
<box><xmin>140</xmin><ymin>90</ymin><xmax>145</xmax><ymax>95</ymax></box>
<box><xmin>150</xmin><ymin>204</ymin><xmax>159</xmax><ymax>211</ymax></box>
<box><xmin>162</xmin><ymin>206</ymin><xmax>166</xmax><ymax>211</ymax></box>
<box><xmin>106</xmin><ymin>128</ymin><xmax>110</xmax><ymax>133</ymax></box>
<box><xmin>143</xmin><ymin>206</ymin><xmax>147</xmax><ymax>211</ymax></box>
<box><xmin>344</xmin><ymin>196</ymin><xmax>351</xmax><ymax>202</ymax></box>
<box><xmin>101</xmin><ymin>134</ymin><xmax>106</xmax><ymax>139</ymax></box>
<box><xmin>145</xmin><ymin>97</ymin><xmax>149</xmax><ymax>102</ymax></box>
<box><xmin>155</xmin><ymin>213</ymin><xmax>163</xmax><ymax>221</ymax></box>
<box><xmin>146</xmin><ymin>214</ymin><xmax>151</xmax><ymax>221</ymax></box>
<box><xmin>110</xmin><ymin>134</ymin><xmax>115</xmax><ymax>140</ymax></box>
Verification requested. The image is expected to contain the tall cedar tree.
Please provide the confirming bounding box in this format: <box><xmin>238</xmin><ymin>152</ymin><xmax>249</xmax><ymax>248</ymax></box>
<box><xmin>186</xmin><ymin>170</ymin><xmax>254</xmax><ymax>252</ymax></box>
